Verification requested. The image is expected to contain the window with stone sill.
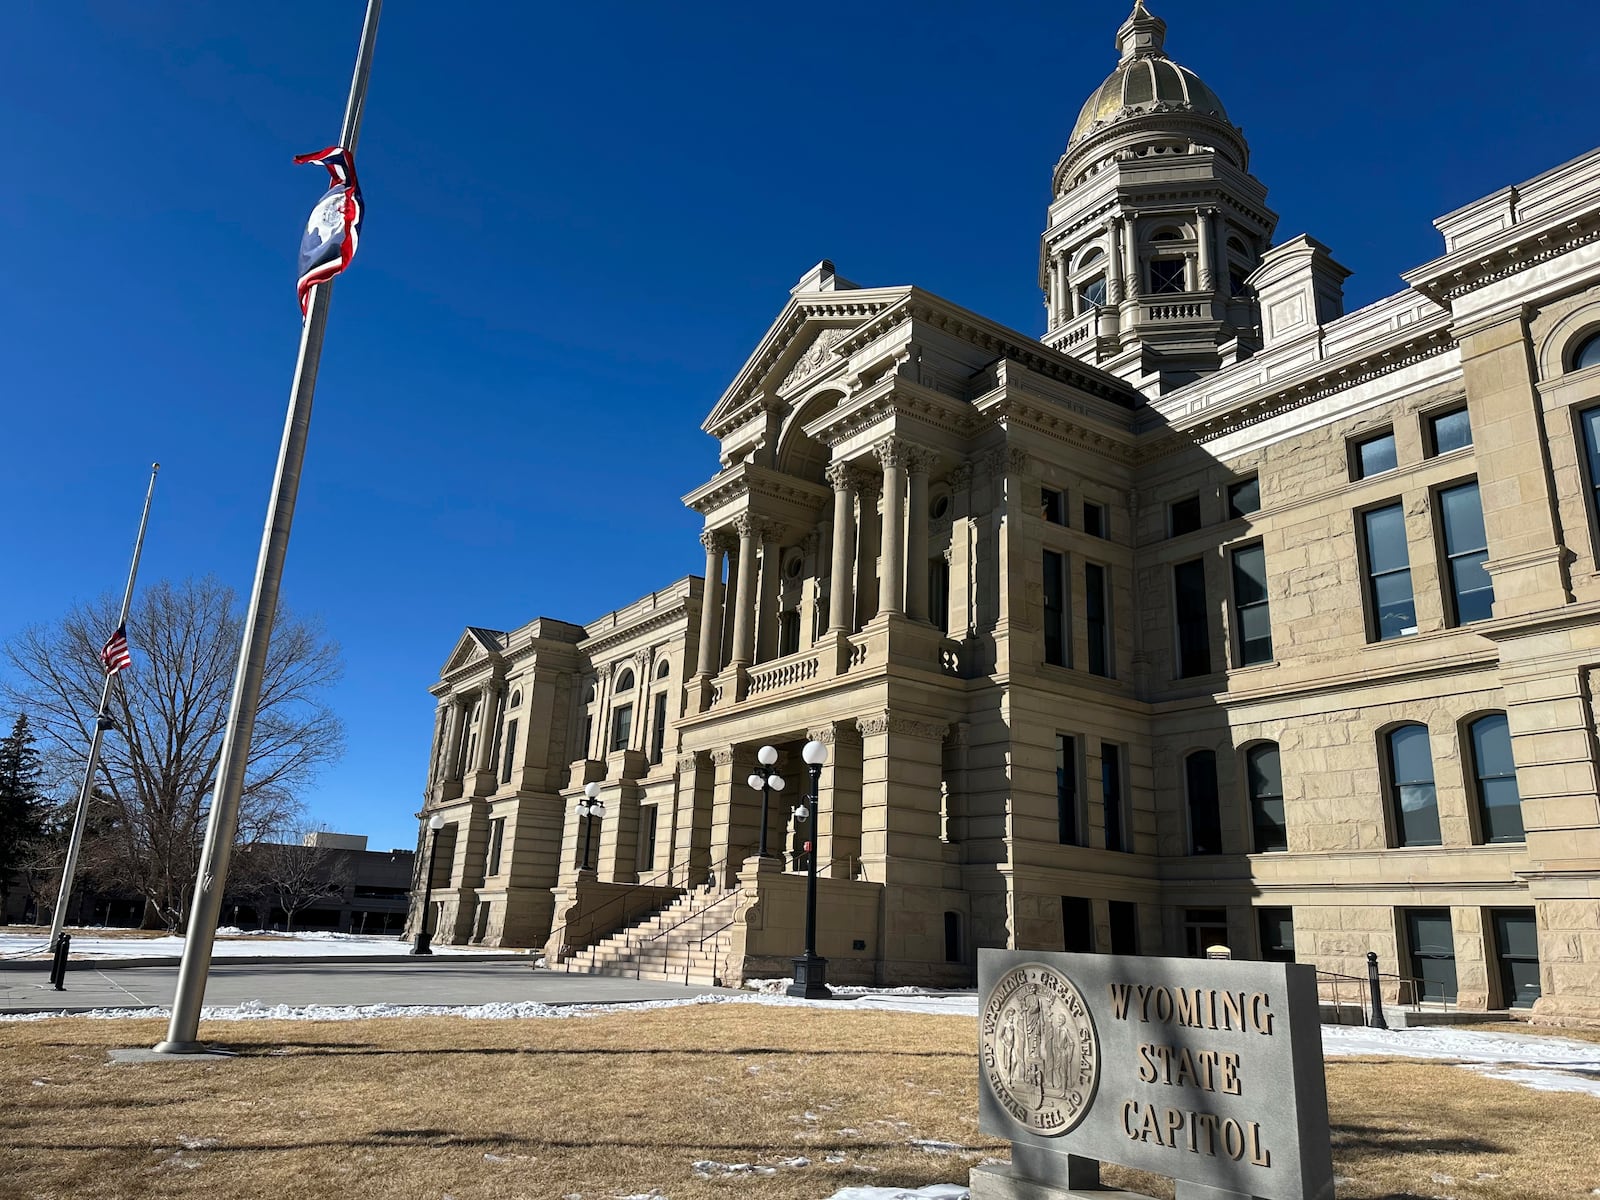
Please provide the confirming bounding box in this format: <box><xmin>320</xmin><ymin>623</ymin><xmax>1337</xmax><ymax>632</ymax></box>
<box><xmin>1361</xmin><ymin>502</ymin><xmax>1417</xmax><ymax>642</ymax></box>
<box><xmin>1350</xmin><ymin>430</ymin><xmax>1398</xmax><ymax>480</ymax></box>
<box><xmin>1425</xmin><ymin>407</ymin><xmax>1472</xmax><ymax>456</ymax></box>
<box><xmin>1056</xmin><ymin>733</ymin><xmax>1081</xmax><ymax>846</ymax></box>
<box><xmin>610</xmin><ymin>704</ymin><xmax>632</xmax><ymax>753</ymax></box>
<box><xmin>1173</xmin><ymin>558</ymin><xmax>1211</xmax><ymax>678</ymax></box>
<box><xmin>1101</xmin><ymin>741</ymin><xmax>1128</xmax><ymax>852</ymax></box>
<box><xmin>1149</xmin><ymin>257</ymin><xmax>1187</xmax><ymax>296</ymax></box>
<box><xmin>1468</xmin><ymin>713</ymin><xmax>1524</xmax><ymax>843</ymax></box>
<box><xmin>1246</xmin><ymin>742</ymin><xmax>1286</xmax><ymax>853</ymax></box>
<box><xmin>1386</xmin><ymin>724</ymin><xmax>1441</xmax><ymax>847</ymax></box>
<box><xmin>1227</xmin><ymin>476</ymin><xmax>1260</xmax><ymax>518</ymax></box>
<box><xmin>1082</xmin><ymin>501</ymin><xmax>1109</xmax><ymax>539</ymax></box>
<box><xmin>1041</xmin><ymin>487</ymin><xmax>1066</xmax><ymax>526</ymax></box>
<box><xmin>1043</xmin><ymin>549</ymin><xmax>1069</xmax><ymax>668</ymax></box>
<box><xmin>1230</xmin><ymin>543</ymin><xmax>1273</xmax><ymax>667</ymax></box>
<box><xmin>1085</xmin><ymin>561</ymin><xmax>1111</xmax><ymax>678</ymax></box>
<box><xmin>1438</xmin><ymin>480</ymin><xmax>1494</xmax><ymax>625</ymax></box>
<box><xmin>1259</xmin><ymin>907</ymin><xmax>1295</xmax><ymax>963</ymax></box>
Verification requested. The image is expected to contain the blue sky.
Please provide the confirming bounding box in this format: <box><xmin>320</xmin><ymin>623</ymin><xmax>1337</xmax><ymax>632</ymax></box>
<box><xmin>2</xmin><ymin>1</ymin><xmax>1596</xmax><ymax>854</ymax></box>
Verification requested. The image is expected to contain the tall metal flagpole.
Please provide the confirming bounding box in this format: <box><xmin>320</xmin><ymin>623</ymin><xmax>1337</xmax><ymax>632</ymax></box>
<box><xmin>154</xmin><ymin>0</ymin><xmax>381</xmax><ymax>1054</ymax></box>
<box><xmin>47</xmin><ymin>463</ymin><xmax>161</xmax><ymax>952</ymax></box>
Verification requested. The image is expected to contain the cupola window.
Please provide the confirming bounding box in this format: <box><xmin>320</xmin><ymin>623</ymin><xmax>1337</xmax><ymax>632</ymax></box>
<box><xmin>1150</xmin><ymin>258</ymin><xmax>1187</xmax><ymax>295</ymax></box>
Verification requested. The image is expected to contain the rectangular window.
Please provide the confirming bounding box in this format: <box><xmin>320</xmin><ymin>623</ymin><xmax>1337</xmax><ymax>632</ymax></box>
<box><xmin>1579</xmin><ymin>407</ymin><xmax>1600</xmax><ymax>543</ymax></box>
<box><xmin>486</xmin><ymin>817</ymin><xmax>506</xmax><ymax>877</ymax></box>
<box><xmin>1258</xmin><ymin>907</ymin><xmax>1295</xmax><ymax>962</ymax></box>
<box><xmin>610</xmin><ymin>704</ymin><xmax>633</xmax><ymax>753</ymax></box>
<box><xmin>1082</xmin><ymin>501</ymin><xmax>1108</xmax><ymax>539</ymax></box>
<box><xmin>501</xmin><ymin>719</ymin><xmax>519</xmax><ymax>784</ymax></box>
<box><xmin>1150</xmin><ymin>258</ymin><xmax>1186</xmax><ymax>295</ymax></box>
<box><xmin>1109</xmin><ymin>900</ymin><xmax>1139</xmax><ymax>955</ymax></box>
<box><xmin>930</xmin><ymin>557</ymin><xmax>950</xmax><ymax>634</ymax></box>
<box><xmin>1362</xmin><ymin>503</ymin><xmax>1417</xmax><ymax>640</ymax></box>
<box><xmin>1230</xmin><ymin>543</ymin><xmax>1273</xmax><ymax>666</ymax></box>
<box><xmin>582</xmin><ymin>715</ymin><xmax>594</xmax><ymax>760</ymax></box>
<box><xmin>1085</xmin><ymin>562</ymin><xmax>1111</xmax><ymax>677</ymax></box>
<box><xmin>1351</xmin><ymin>430</ymin><xmax>1398</xmax><ymax>479</ymax></box>
<box><xmin>1439</xmin><ymin>481</ymin><xmax>1494</xmax><ymax>624</ymax></box>
<box><xmin>650</xmin><ymin>692</ymin><xmax>668</xmax><ymax>765</ymax></box>
<box><xmin>1169</xmin><ymin>495</ymin><xmax>1202</xmax><ymax>536</ymax></box>
<box><xmin>1101</xmin><ymin>742</ymin><xmax>1126</xmax><ymax>852</ymax></box>
<box><xmin>1173</xmin><ymin>558</ymin><xmax>1211</xmax><ymax>677</ymax></box>
<box><xmin>1405</xmin><ymin>909</ymin><xmax>1459</xmax><ymax>1005</ymax></box>
<box><xmin>1061</xmin><ymin>897</ymin><xmax>1095</xmax><ymax>953</ymax></box>
<box><xmin>637</xmin><ymin>805</ymin><xmax>658</xmax><ymax>872</ymax></box>
<box><xmin>1184</xmin><ymin>909</ymin><xmax>1229</xmax><ymax>958</ymax></box>
<box><xmin>1041</xmin><ymin>487</ymin><xmax>1066</xmax><ymax>525</ymax></box>
<box><xmin>1056</xmin><ymin>734</ymin><xmax>1079</xmax><ymax>845</ymax></box>
<box><xmin>1427</xmin><ymin>407</ymin><xmax>1472</xmax><ymax>455</ymax></box>
<box><xmin>1491</xmin><ymin>908</ymin><xmax>1541</xmax><ymax>1010</ymax></box>
<box><xmin>1228</xmin><ymin>476</ymin><xmax>1261</xmax><ymax>518</ymax></box>
<box><xmin>1043</xmin><ymin>550</ymin><xmax>1068</xmax><ymax>667</ymax></box>
<box><xmin>1185</xmin><ymin>750</ymin><xmax>1221</xmax><ymax>854</ymax></box>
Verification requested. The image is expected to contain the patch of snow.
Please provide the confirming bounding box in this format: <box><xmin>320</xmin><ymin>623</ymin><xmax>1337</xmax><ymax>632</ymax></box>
<box><xmin>0</xmin><ymin>930</ymin><xmax>521</xmax><ymax>961</ymax></box>
<box><xmin>1321</xmin><ymin>1024</ymin><xmax>1600</xmax><ymax>1095</ymax></box>
<box><xmin>910</xmin><ymin>1138</ymin><xmax>966</xmax><ymax>1154</ymax></box>
<box><xmin>822</xmin><ymin>1187</ymin><xmax>968</xmax><ymax>1200</ymax></box>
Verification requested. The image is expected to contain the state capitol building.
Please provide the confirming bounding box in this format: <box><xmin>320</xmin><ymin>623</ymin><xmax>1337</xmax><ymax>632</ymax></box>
<box><xmin>409</xmin><ymin>1</ymin><xmax>1600</xmax><ymax>1023</ymax></box>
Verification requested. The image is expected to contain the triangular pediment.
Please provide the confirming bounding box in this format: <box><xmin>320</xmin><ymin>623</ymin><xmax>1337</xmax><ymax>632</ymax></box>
<box><xmin>702</xmin><ymin>283</ymin><xmax>911</xmax><ymax>437</ymax></box>
<box><xmin>440</xmin><ymin>626</ymin><xmax>506</xmax><ymax>675</ymax></box>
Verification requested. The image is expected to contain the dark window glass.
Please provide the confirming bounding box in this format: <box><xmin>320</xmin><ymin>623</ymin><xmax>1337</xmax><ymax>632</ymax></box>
<box><xmin>487</xmin><ymin>817</ymin><xmax>505</xmax><ymax>877</ymax></box>
<box><xmin>1247</xmin><ymin>743</ymin><xmax>1286</xmax><ymax>852</ymax></box>
<box><xmin>1492</xmin><ymin>909</ymin><xmax>1540</xmax><ymax>1009</ymax></box>
<box><xmin>650</xmin><ymin>692</ymin><xmax>668</xmax><ymax>764</ymax></box>
<box><xmin>1081</xmin><ymin>276</ymin><xmax>1107</xmax><ymax>309</ymax></box>
<box><xmin>1043</xmin><ymin>550</ymin><xmax>1067</xmax><ymax>667</ymax></box>
<box><xmin>944</xmin><ymin>912</ymin><xmax>962</xmax><ymax>962</ymax></box>
<box><xmin>1428</xmin><ymin>408</ymin><xmax>1472</xmax><ymax>455</ymax></box>
<box><xmin>1102</xmin><ymin>742</ymin><xmax>1125</xmax><ymax>852</ymax></box>
<box><xmin>582</xmin><ymin>715</ymin><xmax>593</xmax><ymax>759</ymax></box>
<box><xmin>1231</xmin><ymin>544</ymin><xmax>1273</xmax><ymax>666</ymax></box>
<box><xmin>1228</xmin><ymin>477</ymin><xmax>1260</xmax><ymax>518</ymax></box>
<box><xmin>930</xmin><ymin>557</ymin><xmax>950</xmax><ymax>634</ymax></box>
<box><xmin>1150</xmin><ymin>258</ymin><xmax>1186</xmax><ymax>294</ymax></box>
<box><xmin>1387</xmin><ymin>725</ymin><xmax>1440</xmax><ymax>847</ymax></box>
<box><xmin>1086</xmin><ymin>562</ymin><xmax>1110</xmax><ymax>677</ymax></box>
<box><xmin>778</xmin><ymin>610</ymin><xmax>801</xmax><ymax>656</ymax></box>
<box><xmin>1352</xmin><ymin>431</ymin><xmax>1398</xmax><ymax>479</ymax></box>
<box><xmin>1041</xmin><ymin>487</ymin><xmax>1066</xmax><ymax>525</ymax></box>
<box><xmin>615</xmin><ymin>669</ymin><xmax>635</xmax><ymax>693</ymax></box>
<box><xmin>1579</xmin><ymin>407</ymin><xmax>1600</xmax><ymax>534</ymax></box>
<box><xmin>1169</xmin><ymin>495</ymin><xmax>1202</xmax><ymax>536</ymax></box>
<box><xmin>1061</xmin><ymin>897</ymin><xmax>1094</xmax><ymax>953</ymax></box>
<box><xmin>1440</xmin><ymin>481</ymin><xmax>1494</xmax><ymax>624</ymax></box>
<box><xmin>1174</xmin><ymin>559</ymin><xmax>1211</xmax><ymax>677</ymax></box>
<box><xmin>1405</xmin><ymin>909</ymin><xmax>1458</xmax><ymax>1004</ymax></box>
<box><xmin>1056</xmin><ymin>734</ymin><xmax>1079</xmax><ymax>845</ymax></box>
<box><xmin>1083</xmin><ymin>502</ymin><xmax>1107</xmax><ymax>539</ymax></box>
<box><xmin>1228</xmin><ymin>267</ymin><xmax>1250</xmax><ymax>297</ymax></box>
<box><xmin>501</xmin><ymin>719</ymin><xmax>519</xmax><ymax>784</ymax></box>
<box><xmin>1576</xmin><ymin>332</ymin><xmax>1600</xmax><ymax>370</ymax></box>
<box><xmin>1362</xmin><ymin>503</ymin><xmax>1417</xmax><ymax>641</ymax></box>
<box><xmin>1470</xmin><ymin>714</ymin><xmax>1524</xmax><ymax>843</ymax></box>
<box><xmin>1259</xmin><ymin>907</ymin><xmax>1296</xmax><ymax>962</ymax></box>
<box><xmin>1184</xmin><ymin>909</ymin><xmax>1229</xmax><ymax>957</ymax></box>
<box><xmin>1109</xmin><ymin>900</ymin><xmax>1139</xmax><ymax>954</ymax></box>
<box><xmin>1186</xmin><ymin>750</ymin><xmax>1221</xmax><ymax>854</ymax></box>
<box><xmin>611</xmin><ymin>704</ymin><xmax>632</xmax><ymax>752</ymax></box>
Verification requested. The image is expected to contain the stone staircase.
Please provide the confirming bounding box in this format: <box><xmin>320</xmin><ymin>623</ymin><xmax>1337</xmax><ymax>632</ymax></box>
<box><xmin>562</xmin><ymin>884</ymin><xmax>741</xmax><ymax>986</ymax></box>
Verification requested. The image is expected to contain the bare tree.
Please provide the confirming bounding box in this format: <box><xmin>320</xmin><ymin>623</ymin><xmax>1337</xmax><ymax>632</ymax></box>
<box><xmin>2</xmin><ymin>577</ymin><xmax>344</xmax><ymax>930</ymax></box>
<box><xmin>235</xmin><ymin>826</ymin><xmax>354</xmax><ymax>932</ymax></box>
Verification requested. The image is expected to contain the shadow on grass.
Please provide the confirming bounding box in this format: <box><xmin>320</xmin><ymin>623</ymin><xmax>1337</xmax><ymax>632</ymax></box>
<box><xmin>1331</xmin><ymin>1123</ymin><xmax>1503</xmax><ymax>1156</ymax></box>
<box><xmin>223</xmin><ymin>1043</ymin><xmax>970</xmax><ymax>1060</ymax></box>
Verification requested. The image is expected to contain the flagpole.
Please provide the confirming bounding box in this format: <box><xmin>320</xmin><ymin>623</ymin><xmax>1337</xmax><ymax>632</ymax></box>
<box><xmin>155</xmin><ymin>0</ymin><xmax>381</xmax><ymax>1055</ymax></box>
<box><xmin>47</xmin><ymin>462</ymin><xmax>160</xmax><ymax>954</ymax></box>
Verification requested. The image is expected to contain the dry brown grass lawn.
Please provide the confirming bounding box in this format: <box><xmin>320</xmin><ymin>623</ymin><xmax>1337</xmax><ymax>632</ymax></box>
<box><xmin>2</xmin><ymin>1007</ymin><xmax>1596</xmax><ymax>1200</ymax></box>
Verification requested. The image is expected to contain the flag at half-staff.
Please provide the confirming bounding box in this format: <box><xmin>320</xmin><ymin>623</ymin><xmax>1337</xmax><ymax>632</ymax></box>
<box><xmin>293</xmin><ymin>145</ymin><xmax>364</xmax><ymax>313</ymax></box>
<box><xmin>100</xmin><ymin>623</ymin><xmax>132</xmax><ymax>674</ymax></box>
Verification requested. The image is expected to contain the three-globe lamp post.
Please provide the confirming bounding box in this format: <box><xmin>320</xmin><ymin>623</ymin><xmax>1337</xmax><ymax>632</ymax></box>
<box><xmin>411</xmin><ymin>812</ymin><xmax>446</xmax><ymax>956</ymax></box>
<box><xmin>745</xmin><ymin>745</ymin><xmax>786</xmax><ymax>859</ymax></box>
<box><xmin>578</xmin><ymin>782</ymin><xmax>606</xmax><ymax>872</ymax></box>
<box><xmin>786</xmin><ymin>738</ymin><xmax>832</xmax><ymax>999</ymax></box>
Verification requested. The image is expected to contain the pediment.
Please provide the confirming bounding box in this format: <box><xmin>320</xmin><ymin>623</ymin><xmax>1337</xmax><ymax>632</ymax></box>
<box><xmin>702</xmin><ymin>286</ymin><xmax>911</xmax><ymax>437</ymax></box>
<box><xmin>440</xmin><ymin>626</ymin><xmax>506</xmax><ymax>675</ymax></box>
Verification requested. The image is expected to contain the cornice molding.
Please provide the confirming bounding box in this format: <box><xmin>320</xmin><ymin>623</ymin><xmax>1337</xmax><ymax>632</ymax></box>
<box><xmin>1405</xmin><ymin>210</ymin><xmax>1600</xmax><ymax>304</ymax></box>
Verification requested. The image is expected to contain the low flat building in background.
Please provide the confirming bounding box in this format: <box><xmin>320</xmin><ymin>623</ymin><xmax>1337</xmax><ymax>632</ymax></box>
<box><xmin>409</xmin><ymin>2</ymin><xmax>1600</xmax><ymax>1024</ymax></box>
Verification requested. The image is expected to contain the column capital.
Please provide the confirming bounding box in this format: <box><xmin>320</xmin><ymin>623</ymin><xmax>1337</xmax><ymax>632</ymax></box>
<box><xmin>873</xmin><ymin>436</ymin><xmax>910</xmax><ymax>470</ymax></box>
<box><xmin>699</xmin><ymin>527</ymin><xmax>730</xmax><ymax>553</ymax></box>
<box><xmin>710</xmin><ymin>746</ymin><xmax>738</xmax><ymax>767</ymax></box>
<box><xmin>825</xmin><ymin>460</ymin><xmax>858</xmax><ymax>493</ymax></box>
<box><xmin>806</xmin><ymin>721</ymin><xmax>861</xmax><ymax>748</ymax></box>
<box><xmin>905</xmin><ymin>445</ymin><xmax>937</xmax><ymax>476</ymax></box>
<box><xmin>947</xmin><ymin>461</ymin><xmax>974</xmax><ymax>491</ymax></box>
<box><xmin>984</xmin><ymin>445</ymin><xmax>1028</xmax><ymax>477</ymax></box>
<box><xmin>733</xmin><ymin>512</ymin><xmax>763</xmax><ymax>539</ymax></box>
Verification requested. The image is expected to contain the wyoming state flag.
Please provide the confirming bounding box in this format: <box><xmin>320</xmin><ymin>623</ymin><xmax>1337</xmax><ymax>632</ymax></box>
<box><xmin>294</xmin><ymin>145</ymin><xmax>364</xmax><ymax>313</ymax></box>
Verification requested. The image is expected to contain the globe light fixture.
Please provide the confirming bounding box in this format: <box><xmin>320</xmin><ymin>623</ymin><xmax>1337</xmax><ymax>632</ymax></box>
<box><xmin>411</xmin><ymin>812</ymin><xmax>447</xmax><ymax>956</ymax></box>
<box><xmin>788</xmin><ymin>739</ymin><xmax>832</xmax><ymax>999</ymax></box>
<box><xmin>577</xmin><ymin>781</ymin><xmax>606</xmax><ymax>872</ymax></box>
<box><xmin>746</xmin><ymin>744</ymin><xmax>786</xmax><ymax>859</ymax></box>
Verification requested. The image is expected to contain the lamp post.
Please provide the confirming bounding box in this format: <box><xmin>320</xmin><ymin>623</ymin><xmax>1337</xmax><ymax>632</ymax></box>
<box><xmin>411</xmin><ymin>813</ymin><xmax>446</xmax><ymax>956</ymax></box>
<box><xmin>787</xmin><ymin>739</ymin><xmax>832</xmax><ymax>999</ymax></box>
<box><xmin>578</xmin><ymin>782</ymin><xmax>606</xmax><ymax>872</ymax></box>
<box><xmin>745</xmin><ymin>744</ymin><xmax>786</xmax><ymax>860</ymax></box>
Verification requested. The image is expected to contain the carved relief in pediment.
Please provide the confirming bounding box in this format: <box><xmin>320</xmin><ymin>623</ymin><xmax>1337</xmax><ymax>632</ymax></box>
<box><xmin>777</xmin><ymin>326</ymin><xmax>851</xmax><ymax>395</ymax></box>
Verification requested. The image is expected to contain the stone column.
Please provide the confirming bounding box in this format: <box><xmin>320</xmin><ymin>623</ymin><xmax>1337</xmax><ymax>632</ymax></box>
<box><xmin>729</xmin><ymin>514</ymin><xmax>760</xmax><ymax>666</ymax></box>
<box><xmin>826</xmin><ymin>464</ymin><xmax>857</xmax><ymax>635</ymax></box>
<box><xmin>855</xmin><ymin>475</ymin><xmax>881</xmax><ymax>628</ymax></box>
<box><xmin>1197</xmin><ymin>207</ymin><xmax>1216</xmax><ymax>292</ymax></box>
<box><xmin>694</xmin><ymin>530</ymin><xmax>725</xmax><ymax>677</ymax></box>
<box><xmin>875</xmin><ymin>438</ymin><xmax>907</xmax><ymax>619</ymax></box>
<box><xmin>428</xmin><ymin>703</ymin><xmax>450</xmax><ymax>786</ymax></box>
<box><xmin>474</xmin><ymin>682</ymin><xmax>500</xmax><ymax>777</ymax></box>
<box><xmin>905</xmin><ymin>448</ymin><xmax>932</xmax><ymax>622</ymax></box>
<box><xmin>1107</xmin><ymin>217</ymin><xmax>1125</xmax><ymax>305</ymax></box>
<box><xmin>1122</xmin><ymin>215</ymin><xmax>1140</xmax><ymax>300</ymax></box>
<box><xmin>755</xmin><ymin>525</ymin><xmax>782</xmax><ymax>662</ymax></box>
<box><xmin>1049</xmin><ymin>254</ymin><xmax>1064</xmax><ymax>325</ymax></box>
<box><xmin>719</xmin><ymin>545</ymin><xmax>740</xmax><ymax>670</ymax></box>
<box><xmin>445</xmin><ymin>697</ymin><xmax>468</xmax><ymax>780</ymax></box>
<box><xmin>947</xmin><ymin>461</ymin><xmax>976</xmax><ymax>637</ymax></box>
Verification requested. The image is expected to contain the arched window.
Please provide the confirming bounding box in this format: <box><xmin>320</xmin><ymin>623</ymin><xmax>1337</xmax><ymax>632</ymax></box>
<box><xmin>1386</xmin><ymin>725</ymin><xmax>1440</xmax><ymax>847</ymax></box>
<box><xmin>615</xmin><ymin>668</ymin><xmax>635</xmax><ymax>693</ymax></box>
<box><xmin>1151</xmin><ymin>228</ymin><xmax>1184</xmax><ymax>242</ymax></box>
<box><xmin>1246</xmin><ymin>743</ymin><xmax>1286</xmax><ymax>852</ymax></box>
<box><xmin>655</xmin><ymin>658</ymin><xmax>670</xmax><ymax>679</ymax></box>
<box><xmin>1468</xmin><ymin>714</ymin><xmax>1524</xmax><ymax>843</ymax></box>
<box><xmin>1573</xmin><ymin>331</ymin><xmax>1600</xmax><ymax>371</ymax></box>
<box><xmin>1185</xmin><ymin>750</ymin><xmax>1221</xmax><ymax>855</ymax></box>
<box><xmin>1072</xmin><ymin>249</ymin><xmax>1107</xmax><ymax>314</ymax></box>
<box><xmin>508</xmin><ymin>690</ymin><xmax>522</xmax><ymax>710</ymax></box>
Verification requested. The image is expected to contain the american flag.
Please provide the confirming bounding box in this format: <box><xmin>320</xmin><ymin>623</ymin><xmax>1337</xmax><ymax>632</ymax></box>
<box><xmin>100</xmin><ymin>624</ymin><xmax>132</xmax><ymax>674</ymax></box>
<box><xmin>293</xmin><ymin>145</ymin><xmax>364</xmax><ymax>314</ymax></box>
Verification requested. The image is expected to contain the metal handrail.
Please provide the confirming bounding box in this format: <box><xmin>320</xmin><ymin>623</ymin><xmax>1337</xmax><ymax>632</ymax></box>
<box><xmin>550</xmin><ymin>849</ymin><xmax>745</xmax><ymax>965</ymax></box>
<box><xmin>645</xmin><ymin>880</ymin><xmax>742</xmax><ymax>945</ymax></box>
<box><xmin>689</xmin><ymin>914</ymin><xmax>738</xmax><ymax>986</ymax></box>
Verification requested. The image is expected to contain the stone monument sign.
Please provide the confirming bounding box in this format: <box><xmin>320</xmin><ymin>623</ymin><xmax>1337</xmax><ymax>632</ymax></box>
<box><xmin>973</xmin><ymin>949</ymin><xmax>1334</xmax><ymax>1200</ymax></box>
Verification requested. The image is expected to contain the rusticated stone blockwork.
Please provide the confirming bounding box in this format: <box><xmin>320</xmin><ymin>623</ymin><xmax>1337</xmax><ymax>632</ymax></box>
<box><xmin>409</xmin><ymin>4</ymin><xmax>1600</xmax><ymax>1022</ymax></box>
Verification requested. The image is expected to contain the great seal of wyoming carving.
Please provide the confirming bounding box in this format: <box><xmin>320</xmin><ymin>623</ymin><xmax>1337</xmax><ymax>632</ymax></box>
<box><xmin>981</xmin><ymin>962</ymin><xmax>1101</xmax><ymax>1135</ymax></box>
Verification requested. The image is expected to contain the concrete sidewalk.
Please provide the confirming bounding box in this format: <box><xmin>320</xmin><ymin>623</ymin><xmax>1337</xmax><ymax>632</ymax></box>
<box><xmin>1</xmin><ymin>959</ymin><xmax>724</xmax><ymax>1015</ymax></box>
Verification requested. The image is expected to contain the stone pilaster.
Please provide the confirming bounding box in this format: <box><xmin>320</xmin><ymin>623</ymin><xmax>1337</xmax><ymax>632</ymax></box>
<box><xmin>905</xmin><ymin>446</ymin><xmax>933</xmax><ymax>622</ymax></box>
<box><xmin>826</xmin><ymin>462</ymin><xmax>858</xmax><ymax>635</ymax></box>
